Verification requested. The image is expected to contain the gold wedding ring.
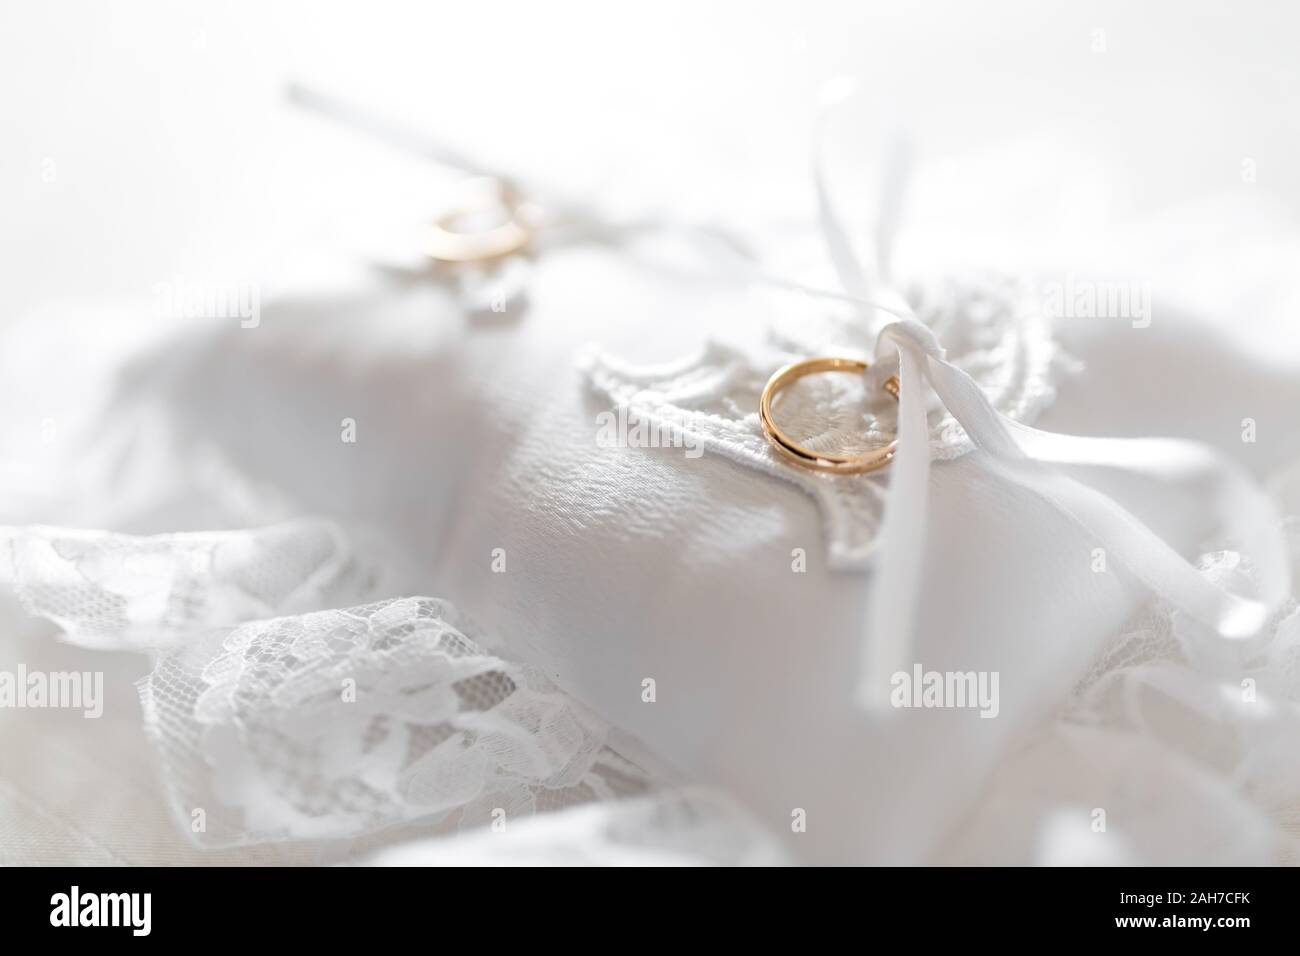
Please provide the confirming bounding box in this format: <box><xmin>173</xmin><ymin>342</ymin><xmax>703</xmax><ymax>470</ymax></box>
<box><xmin>422</xmin><ymin>177</ymin><xmax>539</xmax><ymax>263</ymax></box>
<box><xmin>759</xmin><ymin>357</ymin><xmax>901</xmax><ymax>474</ymax></box>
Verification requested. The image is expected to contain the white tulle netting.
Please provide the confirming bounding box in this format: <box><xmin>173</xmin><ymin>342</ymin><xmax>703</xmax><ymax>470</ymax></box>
<box><xmin>141</xmin><ymin>597</ymin><xmax>652</xmax><ymax>847</ymax></box>
<box><xmin>581</xmin><ymin>273</ymin><xmax>1077</xmax><ymax>569</ymax></box>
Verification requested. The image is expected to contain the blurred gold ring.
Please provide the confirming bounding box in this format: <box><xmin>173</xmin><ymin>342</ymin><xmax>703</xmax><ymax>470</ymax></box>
<box><xmin>422</xmin><ymin>177</ymin><xmax>537</xmax><ymax>263</ymax></box>
<box><xmin>759</xmin><ymin>357</ymin><xmax>900</xmax><ymax>474</ymax></box>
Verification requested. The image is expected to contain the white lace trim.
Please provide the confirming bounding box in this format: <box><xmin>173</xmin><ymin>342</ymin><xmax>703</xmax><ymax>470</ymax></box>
<box><xmin>141</xmin><ymin>597</ymin><xmax>652</xmax><ymax>847</ymax></box>
<box><xmin>581</xmin><ymin>274</ymin><xmax>1077</xmax><ymax>569</ymax></box>
<box><xmin>945</xmin><ymin>524</ymin><xmax>1300</xmax><ymax>865</ymax></box>
<box><xmin>1067</xmin><ymin>543</ymin><xmax>1300</xmax><ymax>844</ymax></box>
<box><xmin>0</xmin><ymin>519</ymin><xmax>376</xmax><ymax>651</ymax></box>
<box><xmin>0</xmin><ymin>520</ymin><xmax>668</xmax><ymax>850</ymax></box>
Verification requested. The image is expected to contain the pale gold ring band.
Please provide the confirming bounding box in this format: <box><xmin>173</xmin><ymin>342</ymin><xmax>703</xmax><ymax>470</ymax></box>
<box><xmin>759</xmin><ymin>357</ymin><xmax>901</xmax><ymax>475</ymax></box>
<box><xmin>422</xmin><ymin>177</ymin><xmax>538</xmax><ymax>263</ymax></box>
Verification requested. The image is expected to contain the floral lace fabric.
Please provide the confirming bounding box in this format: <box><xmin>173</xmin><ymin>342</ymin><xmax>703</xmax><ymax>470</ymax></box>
<box><xmin>6</xmin><ymin>509</ymin><xmax>1297</xmax><ymax>863</ymax></box>
<box><xmin>581</xmin><ymin>274</ymin><xmax>1077</xmax><ymax>568</ymax></box>
<box><xmin>142</xmin><ymin>596</ymin><xmax>653</xmax><ymax>847</ymax></box>
<box><xmin>2</xmin><ymin>270</ymin><xmax>1297</xmax><ymax>864</ymax></box>
<box><xmin>0</xmin><ymin>519</ymin><xmax>673</xmax><ymax>850</ymax></box>
<box><xmin>0</xmin><ymin>520</ymin><xmax>363</xmax><ymax>651</ymax></box>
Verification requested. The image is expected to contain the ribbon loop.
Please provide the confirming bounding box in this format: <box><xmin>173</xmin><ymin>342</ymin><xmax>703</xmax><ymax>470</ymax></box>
<box><xmin>874</xmin><ymin>319</ymin><xmax>947</xmax><ymax>364</ymax></box>
<box><xmin>793</xmin><ymin>81</ymin><xmax>1292</xmax><ymax>711</ymax></box>
<box><xmin>857</xmin><ymin>319</ymin><xmax>1290</xmax><ymax>711</ymax></box>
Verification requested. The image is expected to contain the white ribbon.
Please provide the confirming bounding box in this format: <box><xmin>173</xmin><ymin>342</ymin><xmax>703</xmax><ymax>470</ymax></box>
<box><xmin>798</xmin><ymin>85</ymin><xmax>1290</xmax><ymax>710</ymax></box>
<box><xmin>294</xmin><ymin>79</ymin><xmax>1292</xmax><ymax>711</ymax></box>
<box><xmin>858</xmin><ymin>318</ymin><xmax>1290</xmax><ymax>709</ymax></box>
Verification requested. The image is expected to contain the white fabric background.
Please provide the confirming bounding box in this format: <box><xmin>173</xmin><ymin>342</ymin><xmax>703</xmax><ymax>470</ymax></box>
<box><xmin>2</xmin><ymin>1</ymin><xmax>1299</xmax><ymax>865</ymax></box>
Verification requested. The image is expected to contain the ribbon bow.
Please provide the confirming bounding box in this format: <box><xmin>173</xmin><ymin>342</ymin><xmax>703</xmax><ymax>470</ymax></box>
<box><xmin>292</xmin><ymin>78</ymin><xmax>1291</xmax><ymax>710</ymax></box>
<box><xmin>771</xmin><ymin>84</ymin><xmax>1292</xmax><ymax>708</ymax></box>
<box><xmin>859</xmin><ymin>316</ymin><xmax>1290</xmax><ymax>709</ymax></box>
